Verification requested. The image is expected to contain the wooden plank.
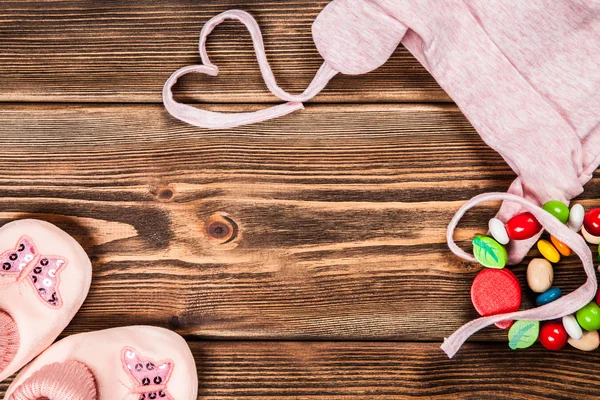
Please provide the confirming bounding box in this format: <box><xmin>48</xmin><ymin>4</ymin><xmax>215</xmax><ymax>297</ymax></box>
<box><xmin>0</xmin><ymin>0</ymin><xmax>448</xmax><ymax>103</ymax></box>
<box><xmin>2</xmin><ymin>341</ymin><xmax>599</xmax><ymax>398</ymax></box>
<box><xmin>0</xmin><ymin>103</ymin><xmax>596</xmax><ymax>340</ymax></box>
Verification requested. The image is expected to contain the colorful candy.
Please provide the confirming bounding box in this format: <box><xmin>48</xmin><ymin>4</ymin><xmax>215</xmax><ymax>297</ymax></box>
<box><xmin>536</xmin><ymin>287</ymin><xmax>562</xmax><ymax>306</ymax></box>
<box><xmin>584</xmin><ymin>207</ymin><xmax>600</xmax><ymax>236</ymax></box>
<box><xmin>505</xmin><ymin>212</ymin><xmax>542</xmax><ymax>240</ymax></box>
<box><xmin>469</xmin><ymin>203</ymin><xmax>600</xmax><ymax>353</ymax></box>
<box><xmin>581</xmin><ymin>225</ymin><xmax>600</xmax><ymax>245</ymax></box>
<box><xmin>542</xmin><ymin>200</ymin><xmax>569</xmax><ymax>223</ymax></box>
<box><xmin>539</xmin><ymin>322</ymin><xmax>568</xmax><ymax>351</ymax></box>
<box><xmin>526</xmin><ymin>258</ymin><xmax>553</xmax><ymax>293</ymax></box>
<box><xmin>471</xmin><ymin>268</ymin><xmax>521</xmax><ymax>330</ymax></box>
<box><xmin>508</xmin><ymin>320</ymin><xmax>539</xmax><ymax>350</ymax></box>
<box><xmin>488</xmin><ymin>218</ymin><xmax>509</xmax><ymax>245</ymax></box>
<box><xmin>568</xmin><ymin>330</ymin><xmax>600</xmax><ymax>351</ymax></box>
<box><xmin>537</xmin><ymin>239</ymin><xmax>560</xmax><ymax>263</ymax></box>
<box><xmin>549</xmin><ymin>235</ymin><xmax>571</xmax><ymax>256</ymax></box>
<box><xmin>562</xmin><ymin>314</ymin><xmax>583</xmax><ymax>340</ymax></box>
<box><xmin>568</xmin><ymin>203</ymin><xmax>584</xmax><ymax>232</ymax></box>
<box><xmin>472</xmin><ymin>235</ymin><xmax>507</xmax><ymax>269</ymax></box>
<box><xmin>576</xmin><ymin>302</ymin><xmax>600</xmax><ymax>331</ymax></box>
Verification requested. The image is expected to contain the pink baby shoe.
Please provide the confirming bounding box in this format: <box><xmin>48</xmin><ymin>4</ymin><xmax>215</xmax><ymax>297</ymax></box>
<box><xmin>5</xmin><ymin>326</ymin><xmax>199</xmax><ymax>400</ymax></box>
<box><xmin>0</xmin><ymin>219</ymin><xmax>92</xmax><ymax>382</ymax></box>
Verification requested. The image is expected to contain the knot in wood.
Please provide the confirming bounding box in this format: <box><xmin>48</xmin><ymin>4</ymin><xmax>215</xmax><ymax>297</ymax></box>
<box><xmin>206</xmin><ymin>213</ymin><xmax>238</xmax><ymax>244</ymax></box>
<box><xmin>157</xmin><ymin>187</ymin><xmax>174</xmax><ymax>200</ymax></box>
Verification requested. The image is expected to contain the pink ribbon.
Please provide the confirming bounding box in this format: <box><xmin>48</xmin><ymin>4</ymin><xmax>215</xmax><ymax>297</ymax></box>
<box><xmin>163</xmin><ymin>10</ymin><xmax>338</xmax><ymax>129</ymax></box>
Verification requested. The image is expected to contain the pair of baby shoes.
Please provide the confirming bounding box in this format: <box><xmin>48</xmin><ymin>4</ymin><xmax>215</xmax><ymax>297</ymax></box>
<box><xmin>0</xmin><ymin>219</ymin><xmax>198</xmax><ymax>399</ymax></box>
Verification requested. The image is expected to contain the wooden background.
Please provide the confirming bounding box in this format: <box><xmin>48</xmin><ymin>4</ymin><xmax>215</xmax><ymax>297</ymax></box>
<box><xmin>1</xmin><ymin>1</ymin><xmax>598</xmax><ymax>398</ymax></box>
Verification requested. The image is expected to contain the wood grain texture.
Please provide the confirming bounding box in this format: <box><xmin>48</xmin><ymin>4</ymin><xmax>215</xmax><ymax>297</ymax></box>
<box><xmin>3</xmin><ymin>1</ymin><xmax>596</xmax><ymax>397</ymax></box>
<box><xmin>0</xmin><ymin>103</ymin><xmax>596</xmax><ymax>341</ymax></box>
<box><xmin>2</xmin><ymin>341</ymin><xmax>600</xmax><ymax>399</ymax></box>
<box><xmin>0</xmin><ymin>0</ymin><xmax>449</xmax><ymax>103</ymax></box>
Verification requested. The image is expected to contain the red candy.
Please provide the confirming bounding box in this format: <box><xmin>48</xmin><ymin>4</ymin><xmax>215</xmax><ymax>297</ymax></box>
<box><xmin>505</xmin><ymin>212</ymin><xmax>542</xmax><ymax>240</ymax></box>
<box><xmin>471</xmin><ymin>269</ymin><xmax>521</xmax><ymax>330</ymax></box>
<box><xmin>539</xmin><ymin>322</ymin><xmax>568</xmax><ymax>351</ymax></box>
<box><xmin>584</xmin><ymin>208</ymin><xmax>600</xmax><ymax>237</ymax></box>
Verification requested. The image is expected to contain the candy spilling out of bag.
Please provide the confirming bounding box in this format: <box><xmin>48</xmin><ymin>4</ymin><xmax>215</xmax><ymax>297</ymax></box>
<box><xmin>469</xmin><ymin>201</ymin><xmax>600</xmax><ymax>351</ymax></box>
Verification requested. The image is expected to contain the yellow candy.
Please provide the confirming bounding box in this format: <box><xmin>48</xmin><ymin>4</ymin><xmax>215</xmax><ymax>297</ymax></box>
<box><xmin>550</xmin><ymin>235</ymin><xmax>572</xmax><ymax>257</ymax></box>
<box><xmin>537</xmin><ymin>239</ymin><xmax>561</xmax><ymax>263</ymax></box>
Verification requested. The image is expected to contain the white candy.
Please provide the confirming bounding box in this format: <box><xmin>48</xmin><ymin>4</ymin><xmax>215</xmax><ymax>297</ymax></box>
<box><xmin>582</xmin><ymin>225</ymin><xmax>600</xmax><ymax>244</ymax></box>
<box><xmin>563</xmin><ymin>314</ymin><xmax>583</xmax><ymax>340</ymax></box>
<box><xmin>568</xmin><ymin>203</ymin><xmax>584</xmax><ymax>232</ymax></box>
<box><xmin>488</xmin><ymin>218</ymin><xmax>509</xmax><ymax>245</ymax></box>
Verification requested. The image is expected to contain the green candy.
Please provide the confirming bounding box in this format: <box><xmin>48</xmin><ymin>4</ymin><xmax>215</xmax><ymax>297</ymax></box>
<box><xmin>508</xmin><ymin>320</ymin><xmax>540</xmax><ymax>350</ymax></box>
<box><xmin>542</xmin><ymin>200</ymin><xmax>569</xmax><ymax>224</ymax></box>
<box><xmin>576</xmin><ymin>302</ymin><xmax>600</xmax><ymax>331</ymax></box>
<box><xmin>472</xmin><ymin>235</ymin><xmax>507</xmax><ymax>269</ymax></box>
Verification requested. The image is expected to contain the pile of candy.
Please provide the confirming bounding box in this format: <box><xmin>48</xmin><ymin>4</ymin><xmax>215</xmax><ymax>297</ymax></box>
<box><xmin>471</xmin><ymin>200</ymin><xmax>600</xmax><ymax>351</ymax></box>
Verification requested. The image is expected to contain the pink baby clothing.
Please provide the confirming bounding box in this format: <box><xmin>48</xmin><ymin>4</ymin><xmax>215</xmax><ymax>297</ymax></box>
<box><xmin>163</xmin><ymin>1</ymin><xmax>600</xmax><ymax>357</ymax></box>
<box><xmin>5</xmin><ymin>326</ymin><xmax>199</xmax><ymax>400</ymax></box>
<box><xmin>0</xmin><ymin>220</ymin><xmax>92</xmax><ymax>381</ymax></box>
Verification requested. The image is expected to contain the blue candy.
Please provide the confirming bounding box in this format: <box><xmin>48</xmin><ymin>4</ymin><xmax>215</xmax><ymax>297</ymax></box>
<box><xmin>536</xmin><ymin>287</ymin><xmax>562</xmax><ymax>306</ymax></box>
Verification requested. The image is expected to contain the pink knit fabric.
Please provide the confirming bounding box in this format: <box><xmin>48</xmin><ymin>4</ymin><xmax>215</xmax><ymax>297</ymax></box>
<box><xmin>164</xmin><ymin>2</ymin><xmax>600</xmax><ymax>357</ymax></box>
<box><xmin>8</xmin><ymin>361</ymin><xmax>97</xmax><ymax>400</ymax></box>
<box><xmin>0</xmin><ymin>311</ymin><xmax>19</xmax><ymax>374</ymax></box>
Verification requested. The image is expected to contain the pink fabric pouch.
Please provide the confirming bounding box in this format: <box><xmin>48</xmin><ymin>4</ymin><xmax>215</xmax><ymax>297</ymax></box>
<box><xmin>163</xmin><ymin>1</ymin><xmax>600</xmax><ymax>357</ymax></box>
